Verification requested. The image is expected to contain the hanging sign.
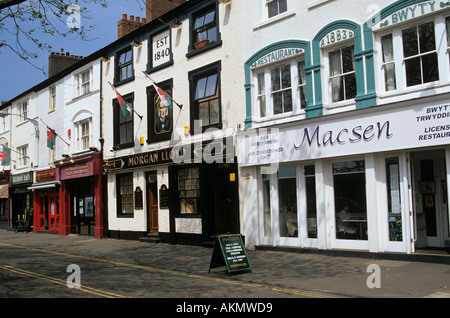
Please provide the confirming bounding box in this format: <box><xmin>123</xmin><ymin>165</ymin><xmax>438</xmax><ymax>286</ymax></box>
<box><xmin>209</xmin><ymin>234</ymin><xmax>251</xmax><ymax>276</ymax></box>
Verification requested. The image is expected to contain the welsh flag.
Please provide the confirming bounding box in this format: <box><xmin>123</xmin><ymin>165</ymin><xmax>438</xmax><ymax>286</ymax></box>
<box><xmin>152</xmin><ymin>82</ymin><xmax>172</xmax><ymax>109</ymax></box>
<box><xmin>0</xmin><ymin>146</ymin><xmax>10</xmax><ymax>166</ymax></box>
<box><xmin>47</xmin><ymin>127</ymin><xmax>57</xmax><ymax>149</ymax></box>
<box><xmin>116</xmin><ymin>90</ymin><xmax>133</xmax><ymax>117</ymax></box>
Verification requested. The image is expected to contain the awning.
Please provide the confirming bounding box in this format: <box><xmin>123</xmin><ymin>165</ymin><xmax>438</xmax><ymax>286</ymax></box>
<box><xmin>0</xmin><ymin>184</ymin><xmax>8</xmax><ymax>199</ymax></box>
<box><xmin>28</xmin><ymin>182</ymin><xmax>60</xmax><ymax>191</ymax></box>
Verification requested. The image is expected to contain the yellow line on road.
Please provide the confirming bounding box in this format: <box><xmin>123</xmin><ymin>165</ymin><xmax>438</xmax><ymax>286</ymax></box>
<box><xmin>0</xmin><ymin>264</ymin><xmax>127</xmax><ymax>298</ymax></box>
<box><xmin>0</xmin><ymin>242</ymin><xmax>337</xmax><ymax>298</ymax></box>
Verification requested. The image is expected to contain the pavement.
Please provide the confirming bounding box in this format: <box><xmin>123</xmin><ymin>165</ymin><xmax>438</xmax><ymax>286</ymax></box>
<box><xmin>0</xmin><ymin>229</ymin><xmax>449</xmax><ymax>299</ymax></box>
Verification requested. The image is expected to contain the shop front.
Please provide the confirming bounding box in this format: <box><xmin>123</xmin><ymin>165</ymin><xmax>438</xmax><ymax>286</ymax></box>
<box><xmin>106</xmin><ymin>136</ymin><xmax>240</xmax><ymax>245</ymax></box>
<box><xmin>56</xmin><ymin>154</ymin><xmax>103</xmax><ymax>238</ymax></box>
<box><xmin>0</xmin><ymin>170</ymin><xmax>10</xmax><ymax>230</ymax></box>
<box><xmin>29</xmin><ymin>168</ymin><xmax>61</xmax><ymax>234</ymax></box>
<box><xmin>238</xmin><ymin>99</ymin><xmax>450</xmax><ymax>254</ymax></box>
<box><xmin>10</xmin><ymin>171</ymin><xmax>33</xmax><ymax>230</ymax></box>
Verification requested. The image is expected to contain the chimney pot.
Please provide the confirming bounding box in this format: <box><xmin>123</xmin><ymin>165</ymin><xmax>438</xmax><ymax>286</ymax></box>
<box><xmin>123</xmin><ymin>14</ymin><xmax>127</xmax><ymax>20</ymax></box>
<box><xmin>130</xmin><ymin>15</ymin><xmax>134</xmax><ymax>20</ymax></box>
<box><xmin>142</xmin><ymin>18</ymin><xmax>147</xmax><ymax>23</ymax></box>
<box><xmin>136</xmin><ymin>17</ymin><xmax>140</xmax><ymax>22</ymax></box>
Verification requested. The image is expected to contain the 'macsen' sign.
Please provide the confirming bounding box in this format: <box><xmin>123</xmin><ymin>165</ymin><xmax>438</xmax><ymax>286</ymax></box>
<box><xmin>250</xmin><ymin>48</ymin><xmax>304</xmax><ymax>69</ymax></box>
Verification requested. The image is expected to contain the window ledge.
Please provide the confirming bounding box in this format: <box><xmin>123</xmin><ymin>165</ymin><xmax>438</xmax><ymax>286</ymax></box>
<box><xmin>253</xmin><ymin>10</ymin><xmax>296</xmax><ymax>31</ymax></box>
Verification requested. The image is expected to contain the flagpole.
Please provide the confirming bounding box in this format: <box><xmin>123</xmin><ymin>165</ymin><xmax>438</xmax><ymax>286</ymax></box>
<box><xmin>142</xmin><ymin>71</ymin><xmax>183</xmax><ymax>109</ymax></box>
<box><xmin>108</xmin><ymin>82</ymin><xmax>144</xmax><ymax>120</ymax></box>
<box><xmin>0</xmin><ymin>144</ymin><xmax>30</xmax><ymax>159</ymax></box>
<box><xmin>39</xmin><ymin>119</ymin><xmax>71</xmax><ymax>147</ymax></box>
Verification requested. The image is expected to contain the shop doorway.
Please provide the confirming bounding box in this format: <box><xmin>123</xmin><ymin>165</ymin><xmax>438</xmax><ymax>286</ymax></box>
<box><xmin>70</xmin><ymin>178</ymin><xmax>95</xmax><ymax>236</ymax></box>
<box><xmin>205</xmin><ymin>163</ymin><xmax>240</xmax><ymax>236</ymax></box>
<box><xmin>36</xmin><ymin>192</ymin><xmax>60</xmax><ymax>232</ymax></box>
<box><xmin>146</xmin><ymin>172</ymin><xmax>158</xmax><ymax>234</ymax></box>
<box><xmin>411</xmin><ymin>151</ymin><xmax>449</xmax><ymax>249</ymax></box>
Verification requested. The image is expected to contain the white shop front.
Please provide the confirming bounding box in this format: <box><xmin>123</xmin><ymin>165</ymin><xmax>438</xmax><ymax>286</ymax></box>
<box><xmin>238</xmin><ymin>98</ymin><xmax>450</xmax><ymax>254</ymax></box>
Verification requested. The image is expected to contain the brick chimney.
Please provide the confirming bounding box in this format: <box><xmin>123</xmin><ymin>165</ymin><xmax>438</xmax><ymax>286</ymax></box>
<box><xmin>48</xmin><ymin>52</ymin><xmax>83</xmax><ymax>77</ymax></box>
<box><xmin>146</xmin><ymin>0</ymin><xmax>185</xmax><ymax>22</ymax></box>
<box><xmin>118</xmin><ymin>14</ymin><xmax>147</xmax><ymax>39</ymax></box>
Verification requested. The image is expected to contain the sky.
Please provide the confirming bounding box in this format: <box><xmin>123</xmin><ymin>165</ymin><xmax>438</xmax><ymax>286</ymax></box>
<box><xmin>0</xmin><ymin>0</ymin><xmax>147</xmax><ymax>102</ymax></box>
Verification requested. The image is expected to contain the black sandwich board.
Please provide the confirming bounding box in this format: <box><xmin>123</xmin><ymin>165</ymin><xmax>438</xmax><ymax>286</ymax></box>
<box><xmin>208</xmin><ymin>234</ymin><xmax>252</xmax><ymax>276</ymax></box>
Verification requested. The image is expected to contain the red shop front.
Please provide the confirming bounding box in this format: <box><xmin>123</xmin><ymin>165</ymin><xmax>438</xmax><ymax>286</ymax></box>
<box><xmin>57</xmin><ymin>154</ymin><xmax>104</xmax><ymax>238</ymax></box>
<box><xmin>32</xmin><ymin>154</ymin><xmax>104</xmax><ymax>238</ymax></box>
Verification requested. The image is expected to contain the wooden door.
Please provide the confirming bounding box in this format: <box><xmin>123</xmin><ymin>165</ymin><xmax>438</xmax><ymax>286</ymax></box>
<box><xmin>147</xmin><ymin>182</ymin><xmax>159</xmax><ymax>233</ymax></box>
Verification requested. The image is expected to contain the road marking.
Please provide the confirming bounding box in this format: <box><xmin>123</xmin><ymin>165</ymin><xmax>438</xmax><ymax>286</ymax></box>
<box><xmin>0</xmin><ymin>264</ymin><xmax>127</xmax><ymax>298</ymax></box>
<box><xmin>0</xmin><ymin>242</ymin><xmax>337</xmax><ymax>298</ymax></box>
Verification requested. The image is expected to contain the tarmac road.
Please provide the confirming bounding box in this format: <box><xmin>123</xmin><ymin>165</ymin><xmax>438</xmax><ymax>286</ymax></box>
<box><xmin>0</xmin><ymin>230</ymin><xmax>449</xmax><ymax>302</ymax></box>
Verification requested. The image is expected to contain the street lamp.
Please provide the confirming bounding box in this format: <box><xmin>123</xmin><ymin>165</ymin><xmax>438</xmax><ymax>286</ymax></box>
<box><xmin>0</xmin><ymin>112</ymin><xmax>40</xmax><ymax>135</ymax></box>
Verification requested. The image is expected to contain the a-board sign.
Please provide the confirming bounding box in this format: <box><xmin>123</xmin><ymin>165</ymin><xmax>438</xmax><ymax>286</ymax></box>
<box><xmin>209</xmin><ymin>234</ymin><xmax>251</xmax><ymax>276</ymax></box>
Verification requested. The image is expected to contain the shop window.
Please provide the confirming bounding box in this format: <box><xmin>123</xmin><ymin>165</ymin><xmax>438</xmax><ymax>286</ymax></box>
<box><xmin>267</xmin><ymin>0</ymin><xmax>287</xmax><ymax>19</ymax></box>
<box><xmin>329</xmin><ymin>45</ymin><xmax>356</xmax><ymax>102</ymax></box>
<box><xmin>178</xmin><ymin>167</ymin><xmax>200</xmax><ymax>214</ymax></box>
<box><xmin>117</xmin><ymin>173</ymin><xmax>134</xmax><ymax>217</ymax></box>
<box><xmin>278</xmin><ymin>167</ymin><xmax>297</xmax><ymax>238</ymax></box>
<box><xmin>402</xmin><ymin>21</ymin><xmax>439</xmax><ymax>87</ymax></box>
<box><xmin>189</xmin><ymin>62</ymin><xmax>221</xmax><ymax>131</ymax></box>
<box><xmin>305</xmin><ymin>165</ymin><xmax>317</xmax><ymax>239</ymax></box>
<box><xmin>255</xmin><ymin>58</ymin><xmax>306</xmax><ymax>118</ymax></box>
<box><xmin>386</xmin><ymin>157</ymin><xmax>402</xmax><ymax>242</ymax></box>
<box><xmin>381</xmin><ymin>34</ymin><xmax>396</xmax><ymax>91</ymax></box>
<box><xmin>333</xmin><ymin>160</ymin><xmax>367</xmax><ymax>240</ymax></box>
<box><xmin>115</xmin><ymin>47</ymin><xmax>134</xmax><ymax>84</ymax></box>
<box><xmin>262</xmin><ymin>174</ymin><xmax>271</xmax><ymax>237</ymax></box>
<box><xmin>113</xmin><ymin>93</ymin><xmax>134</xmax><ymax>149</ymax></box>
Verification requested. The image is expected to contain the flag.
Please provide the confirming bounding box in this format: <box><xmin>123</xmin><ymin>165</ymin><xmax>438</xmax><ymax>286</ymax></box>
<box><xmin>152</xmin><ymin>81</ymin><xmax>173</xmax><ymax>109</ymax></box>
<box><xmin>115</xmin><ymin>90</ymin><xmax>133</xmax><ymax>118</ymax></box>
<box><xmin>0</xmin><ymin>146</ymin><xmax>10</xmax><ymax>166</ymax></box>
<box><xmin>47</xmin><ymin>127</ymin><xmax>57</xmax><ymax>149</ymax></box>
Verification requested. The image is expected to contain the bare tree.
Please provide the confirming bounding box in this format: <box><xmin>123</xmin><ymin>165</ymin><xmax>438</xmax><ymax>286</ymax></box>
<box><xmin>0</xmin><ymin>0</ymin><xmax>107</xmax><ymax>74</ymax></box>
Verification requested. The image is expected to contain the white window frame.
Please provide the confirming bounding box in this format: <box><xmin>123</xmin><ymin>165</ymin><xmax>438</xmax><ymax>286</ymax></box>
<box><xmin>49</xmin><ymin>86</ymin><xmax>56</xmax><ymax>112</ymax></box>
<box><xmin>17</xmin><ymin>145</ymin><xmax>28</xmax><ymax>168</ymax></box>
<box><xmin>266</xmin><ymin>0</ymin><xmax>287</xmax><ymax>19</ymax></box>
<box><xmin>376</xmin><ymin>14</ymin><xmax>449</xmax><ymax>96</ymax></box>
<box><xmin>17</xmin><ymin>101</ymin><xmax>28</xmax><ymax>124</ymax></box>
<box><xmin>254</xmin><ymin>57</ymin><xmax>305</xmax><ymax>120</ymax></box>
<box><xmin>76</xmin><ymin>68</ymin><xmax>92</xmax><ymax>97</ymax></box>
<box><xmin>74</xmin><ymin>118</ymin><xmax>92</xmax><ymax>152</ymax></box>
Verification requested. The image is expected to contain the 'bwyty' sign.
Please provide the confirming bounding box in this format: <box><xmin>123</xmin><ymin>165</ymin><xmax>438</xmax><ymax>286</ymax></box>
<box><xmin>209</xmin><ymin>234</ymin><xmax>251</xmax><ymax>276</ymax></box>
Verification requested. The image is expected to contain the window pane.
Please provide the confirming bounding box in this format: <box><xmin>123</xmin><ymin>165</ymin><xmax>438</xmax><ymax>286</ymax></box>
<box><xmin>283</xmin><ymin>90</ymin><xmax>292</xmax><ymax>112</ymax></box>
<box><xmin>384</xmin><ymin>63</ymin><xmax>397</xmax><ymax>91</ymax></box>
<box><xmin>205</xmin><ymin>74</ymin><xmax>218</xmax><ymax>97</ymax></box>
<box><xmin>273</xmin><ymin>92</ymin><xmax>283</xmax><ymax>114</ymax></box>
<box><xmin>333</xmin><ymin>161</ymin><xmax>367</xmax><ymax>240</ymax></box>
<box><xmin>298</xmin><ymin>60</ymin><xmax>306</xmax><ymax>85</ymax></box>
<box><xmin>386</xmin><ymin>157</ymin><xmax>402</xmax><ymax>242</ymax></box>
<box><xmin>199</xmin><ymin>101</ymin><xmax>209</xmax><ymax>126</ymax></box>
<box><xmin>268</xmin><ymin>1</ymin><xmax>278</xmax><ymax>18</ymax></box>
<box><xmin>278</xmin><ymin>167</ymin><xmax>297</xmax><ymax>238</ymax></box>
<box><xmin>195</xmin><ymin>77</ymin><xmax>207</xmax><ymax>100</ymax></box>
<box><xmin>344</xmin><ymin>73</ymin><xmax>356</xmax><ymax>100</ymax></box>
<box><xmin>258</xmin><ymin>72</ymin><xmax>265</xmax><ymax>94</ymax></box>
<box><xmin>271</xmin><ymin>67</ymin><xmax>281</xmax><ymax>91</ymax></box>
<box><xmin>281</xmin><ymin>64</ymin><xmax>291</xmax><ymax>89</ymax></box>
<box><xmin>422</xmin><ymin>53</ymin><xmax>439</xmax><ymax>83</ymax></box>
<box><xmin>204</xmin><ymin>11</ymin><xmax>215</xmax><ymax>25</ymax></box>
<box><xmin>207</xmin><ymin>27</ymin><xmax>217</xmax><ymax>43</ymax></box>
<box><xmin>419</xmin><ymin>22</ymin><xmax>435</xmax><ymax>53</ymax></box>
<box><xmin>381</xmin><ymin>34</ymin><xmax>394</xmax><ymax>63</ymax></box>
<box><xmin>209</xmin><ymin>99</ymin><xmax>220</xmax><ymax>125</ymax></box>
<box><xmin>279</xmin><ymin>0</ymin><xmax>287</xmax><ymax>13</ymax></box>
<box><xmin>402</xmin><ymin>26</ymin><xmax>419</xmax><ymax>57</ymax></box>
<box><xmin>262</xmin><ymin>174</ymin><xmax>271</xmax><ymax>237</ymax></box>
<box><xmin>305</xmin><ymin>165</ymin><xmax>317</xmax><ymax>239</ymax></box>
<box><xmin>194</xmin><ymin>15</ymin><xmax>204</xmax><ymax>30</ymax></box>
<box><xmin>342</xmin><ymin>46</ymin><xmax>355</xmax><ymax>73</ymax></box>
<box><xmin>331</xmin><ymin>76</ymin><xmax>344</xmax><ymax>102</ymax></box>
<box><xmin>329</xmin><ymin>49</ymin><xmax>342</xmax><ymax>76</ymax></box>
<box><xmin>405</xmin><ymin>57</ymin><xmax>422</xmax><ymax>87</ymax></box>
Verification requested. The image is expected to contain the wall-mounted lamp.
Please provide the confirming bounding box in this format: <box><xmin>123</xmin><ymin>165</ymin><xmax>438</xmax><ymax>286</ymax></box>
<box><xmin>131</xmin><ymin>41</ymin><xmax>142</xmax><ymax>48</ymax></box>
<box><xmin>140</xmin><ymin>136</ymin><xmax>145</xmax><ymax>146</ymax></box>
<box><xmin>184</xmin><ymin>125</ymin><xmax>190</xmax><ymax>136</ymax></box>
